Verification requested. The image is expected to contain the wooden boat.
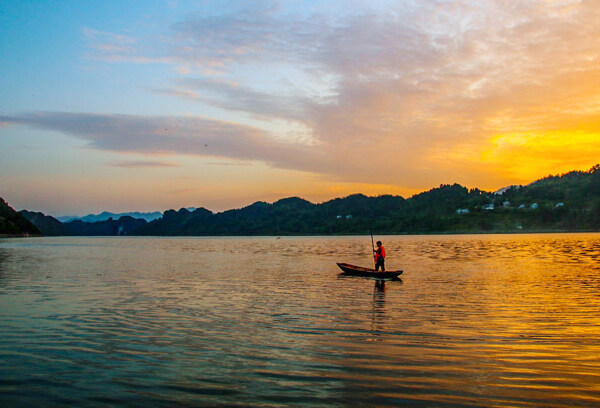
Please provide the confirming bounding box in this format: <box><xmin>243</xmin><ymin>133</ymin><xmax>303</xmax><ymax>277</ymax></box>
<box><xmin>337</xmin><ymin>262</ymin><xmax>403</xmax><ymax>279</ymax></box>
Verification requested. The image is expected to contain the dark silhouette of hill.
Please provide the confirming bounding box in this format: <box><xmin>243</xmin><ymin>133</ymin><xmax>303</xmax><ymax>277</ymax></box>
<box><xmin>134</xmin><ymin>165</ymin><xmax>600</xmax><ymax>235</ymax></box>
<box><xmin>133</xmin><ymin>208</ymin><xmax>213</xmax><ymax>235</ymax></box>
<box><xmin>20</xmin><ymin>210</ymin><xmax>70</xmax><ymax>236</ymax></box>
<box><xmin>64</xmin><ymin>216</ymin><xmax>147</xmax><ymax>236</ymax></box>
<box><xmin>132</xmin><ymin>187</ymin><xmax>490</xmax><ymax>235</ymax></box>
<box><xmin>9</xmin><ymin>164</ymin><xmax>600</xmax><ymax>236</ymax></box>
<box><xmin>21</xmin><ymin>210</ymin><xmax>147</xmax><ymax>236</ymax></box>
<box><xmin>0</xmin><ymin>198</ymin><xmax>40</xmax><ymax>236</ymax></box>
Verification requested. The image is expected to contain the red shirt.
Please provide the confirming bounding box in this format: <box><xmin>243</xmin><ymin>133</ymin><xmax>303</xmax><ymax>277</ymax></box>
<box><xmin>375</xmin><ymin>245</ymin><xmax>386</xmax><ymax>261</ymax></box>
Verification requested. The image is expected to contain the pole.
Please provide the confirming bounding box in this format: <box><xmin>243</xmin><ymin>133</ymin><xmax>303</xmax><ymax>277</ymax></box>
<box><xmin>370</xmin><ymin>228</ymin><xmax>376</xmax><ymax>268</ymax></box>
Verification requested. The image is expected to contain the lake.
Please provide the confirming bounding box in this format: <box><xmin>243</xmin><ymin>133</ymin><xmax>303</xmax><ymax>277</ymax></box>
<box><xmin>1</xmin><ymin>234</ymin><xmax>599</xmax><ymax>407</ymax></box>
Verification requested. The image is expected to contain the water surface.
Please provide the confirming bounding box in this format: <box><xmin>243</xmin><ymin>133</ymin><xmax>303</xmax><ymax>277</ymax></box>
<box><xmin>1</xmin><ymin>234</ymin><xmax>599</xmax><ymax>407</ymax></box>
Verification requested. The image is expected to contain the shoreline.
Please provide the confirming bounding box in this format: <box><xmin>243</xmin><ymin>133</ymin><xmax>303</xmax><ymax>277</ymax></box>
<box><xmin>3</xmin><ymin>230</ymin><xmax>599</xmax><ymax>239</ymax></box>
<box><xmin>0</xmin><ymin>233</ymin><xmax>42</xmax><ymax>238</ymax></box>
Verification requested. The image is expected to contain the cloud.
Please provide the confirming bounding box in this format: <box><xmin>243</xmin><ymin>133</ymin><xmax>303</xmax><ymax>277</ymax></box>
<box><xmin>20</xmin><ymin>0</ymin><xmax>600</xmax><ymax>189</ymax></box>
<box><xmin>147</xmin><ymin>2</ymin><xmax>600</xmax><ymax>175</ymax></box>
<box><xmin>82</xmin><ymin>27</ymin><xmax>138</xmax><ymax>59</ymax></box>
<box><xmin>0</xmin><ymin>112</ymin><xmax>337</xmax><ymax>175</ymax></box>
<box><xmin>156</xmin><ymin>78</ymin><xmax>311</xmax><ymax>122</ymax></box>
<box><xmin>167</xmin><ymin>187</ymin><xmax>208</xmax><ymax>197</ymax></box>
<box><xmin>0</xmin><ymin>112</ymin><xmax>285</xmax><ymax>158</ymax></box>
<box><xmin>110</xmin><ymin>160</ymin><xmax>181</xmax><ymax>168</ymax></box>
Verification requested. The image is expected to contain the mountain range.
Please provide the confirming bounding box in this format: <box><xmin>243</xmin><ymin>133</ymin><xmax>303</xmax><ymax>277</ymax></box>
<box><xmin>57</xmin><ymin>211</ymin><xmax>165</xmax><ymax>223</ymax></box>
<box><xmin>6</xmin><ymin>164</ymin><xmax>600</xmax><ymax>237</ymax></box>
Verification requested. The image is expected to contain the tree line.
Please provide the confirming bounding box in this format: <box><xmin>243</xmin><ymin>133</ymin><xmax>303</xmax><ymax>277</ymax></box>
<box><xmin>8</xmin><ymin>164</ymin><xmax>600</xmax><ymax>236</ymax></box>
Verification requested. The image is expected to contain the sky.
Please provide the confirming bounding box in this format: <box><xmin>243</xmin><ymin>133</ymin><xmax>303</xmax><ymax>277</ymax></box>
<box><xmin>1</xmin><ymin>0</ymin><xmax>600</xmax><ymax>216</ymax></box>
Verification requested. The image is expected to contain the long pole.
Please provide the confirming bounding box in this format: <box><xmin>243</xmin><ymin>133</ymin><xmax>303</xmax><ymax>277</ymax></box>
<box><xmin>370</xmin><ymin>228</ymin><xmax>376</xmax><ymax>268</ymax></box>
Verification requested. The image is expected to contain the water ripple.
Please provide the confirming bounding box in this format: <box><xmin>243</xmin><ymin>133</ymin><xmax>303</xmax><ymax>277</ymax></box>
<box><xmin>1</xmin><ymin>234</ymin><xmax>599</xmax><ymax>406</ymax></box>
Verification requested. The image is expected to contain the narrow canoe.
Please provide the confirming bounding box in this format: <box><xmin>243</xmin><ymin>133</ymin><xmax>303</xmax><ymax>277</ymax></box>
<box><xmin>337</xmin><ymin>262</ymin><xmax>403</xmax><ymax>279</ymax></box>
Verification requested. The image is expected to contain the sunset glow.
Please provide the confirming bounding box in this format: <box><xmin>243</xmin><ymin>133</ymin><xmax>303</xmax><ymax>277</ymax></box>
<box><xmin>1</xmin><ymin>0</ymin><xmax>599</xmax><ymax>216</ymax></box>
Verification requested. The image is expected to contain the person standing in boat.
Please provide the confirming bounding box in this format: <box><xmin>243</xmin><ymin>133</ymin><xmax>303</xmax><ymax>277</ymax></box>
<box><xmin>374</xmin><ymin>241</ymin><xmax>386</xmax><ymax>271</ymax></box>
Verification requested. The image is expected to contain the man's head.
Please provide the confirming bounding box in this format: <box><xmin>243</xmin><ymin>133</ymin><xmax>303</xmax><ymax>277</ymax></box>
<box><xmin>376</xmin><ymin>241</ymin><xmax>382</xmax><ymax>247</ymax></box>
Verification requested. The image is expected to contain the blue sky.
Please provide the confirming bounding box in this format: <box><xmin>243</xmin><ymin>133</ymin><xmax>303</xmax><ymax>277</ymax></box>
<box><xmin>2</xmin><ymin>0</ymin><xmax>600</xmax><ymax>216</ymax></box>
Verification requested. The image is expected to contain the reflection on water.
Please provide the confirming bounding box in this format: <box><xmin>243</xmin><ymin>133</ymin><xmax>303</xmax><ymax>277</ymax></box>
<box><xmin>370</xmin><ymin>280</ymin><xmax>388</xmax><ymax>337</ymax></box>
<box><xmin>0</xmin><ymin>234</ymin><xmax>599</xmax><ymax>407</ymax></box>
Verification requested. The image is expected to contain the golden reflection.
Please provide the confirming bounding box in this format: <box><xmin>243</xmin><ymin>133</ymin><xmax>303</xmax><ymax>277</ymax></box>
<box><xmin>370</xmin><ymin>280</ymin><xmax>387</xmax><ymax>337</ymax></box>
<box><xmin>3</xmin><ymin>235</ymin><xmax>600</xmax><ymax>406</ymax></box>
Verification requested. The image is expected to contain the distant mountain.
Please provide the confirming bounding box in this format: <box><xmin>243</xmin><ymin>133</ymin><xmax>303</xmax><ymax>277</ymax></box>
<box><xmin>0</xmin><ymin>198</ymin><xmax>40</xmax><ymax>236</ymax></box>
<box><xmin>17</xmin><ymin>210</ymin><xmax>148</xmax><ymax>236</ymax></box>
<box><xmin>64</xmin><ymin>216</ymin><xmax>147</xmax><ymax>236</ymax></box>
<box><xmin>58</xmin><ymin>211</ymin><xmax>163</xmax><ymax>223</ymax></box>
<box><xmin>20</xmin><ymin>210</ymin><xmax>70</xmax><ymax>236</ymax></box>
<box><xmin>134</xmin><ymin>207</ymin><xmax>213</xmax><ymax>235</ymax></box>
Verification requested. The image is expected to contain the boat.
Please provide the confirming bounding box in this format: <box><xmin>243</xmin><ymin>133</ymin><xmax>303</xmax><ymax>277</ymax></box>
<box><xmin>337</xmin><ymin>262</ymin><xmax>403</xmax><ymax>279</ymax></box>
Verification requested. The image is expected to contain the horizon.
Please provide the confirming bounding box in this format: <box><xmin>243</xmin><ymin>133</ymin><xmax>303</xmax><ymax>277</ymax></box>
<box><xmin>17</xmin><ymin>166</ymin><xmax>576</xmax><ymax>219</ymax></box>
<box><xmin>2</xmin><ymin>1</ymin><xmax>600</xmax><ymax>216</ymax></box>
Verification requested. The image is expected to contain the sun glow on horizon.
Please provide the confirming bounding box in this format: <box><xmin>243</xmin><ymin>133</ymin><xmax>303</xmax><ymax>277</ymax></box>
<box><xmin>480</xmin><ymin>130</ymin><xmax>600</xmax><ymax>182</ymax></box>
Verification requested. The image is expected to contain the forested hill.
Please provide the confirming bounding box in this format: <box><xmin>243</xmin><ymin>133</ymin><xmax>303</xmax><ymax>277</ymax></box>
<box><xmin>20</xmin><ymin>211</ymin><xmax>147</xmax><ymax>237</ymax></box>
<box><xmin>134</xmin><ymin>165</ymin><xmax>600</xmax><ymax>235</ymax></box>
<box><xmin>20</xmin><ymin>210</ymin><xmax>71</xmax><ymax>236</ymax></box>
<box><xmin>0</xmin><ymin>198</ymin><xmax>40</xmax><ymax>236</ymax></box>
<box><xmin>13</xmin><ymin>164</ymin><xmax>600</xmax><ymax>236</ymax></box>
